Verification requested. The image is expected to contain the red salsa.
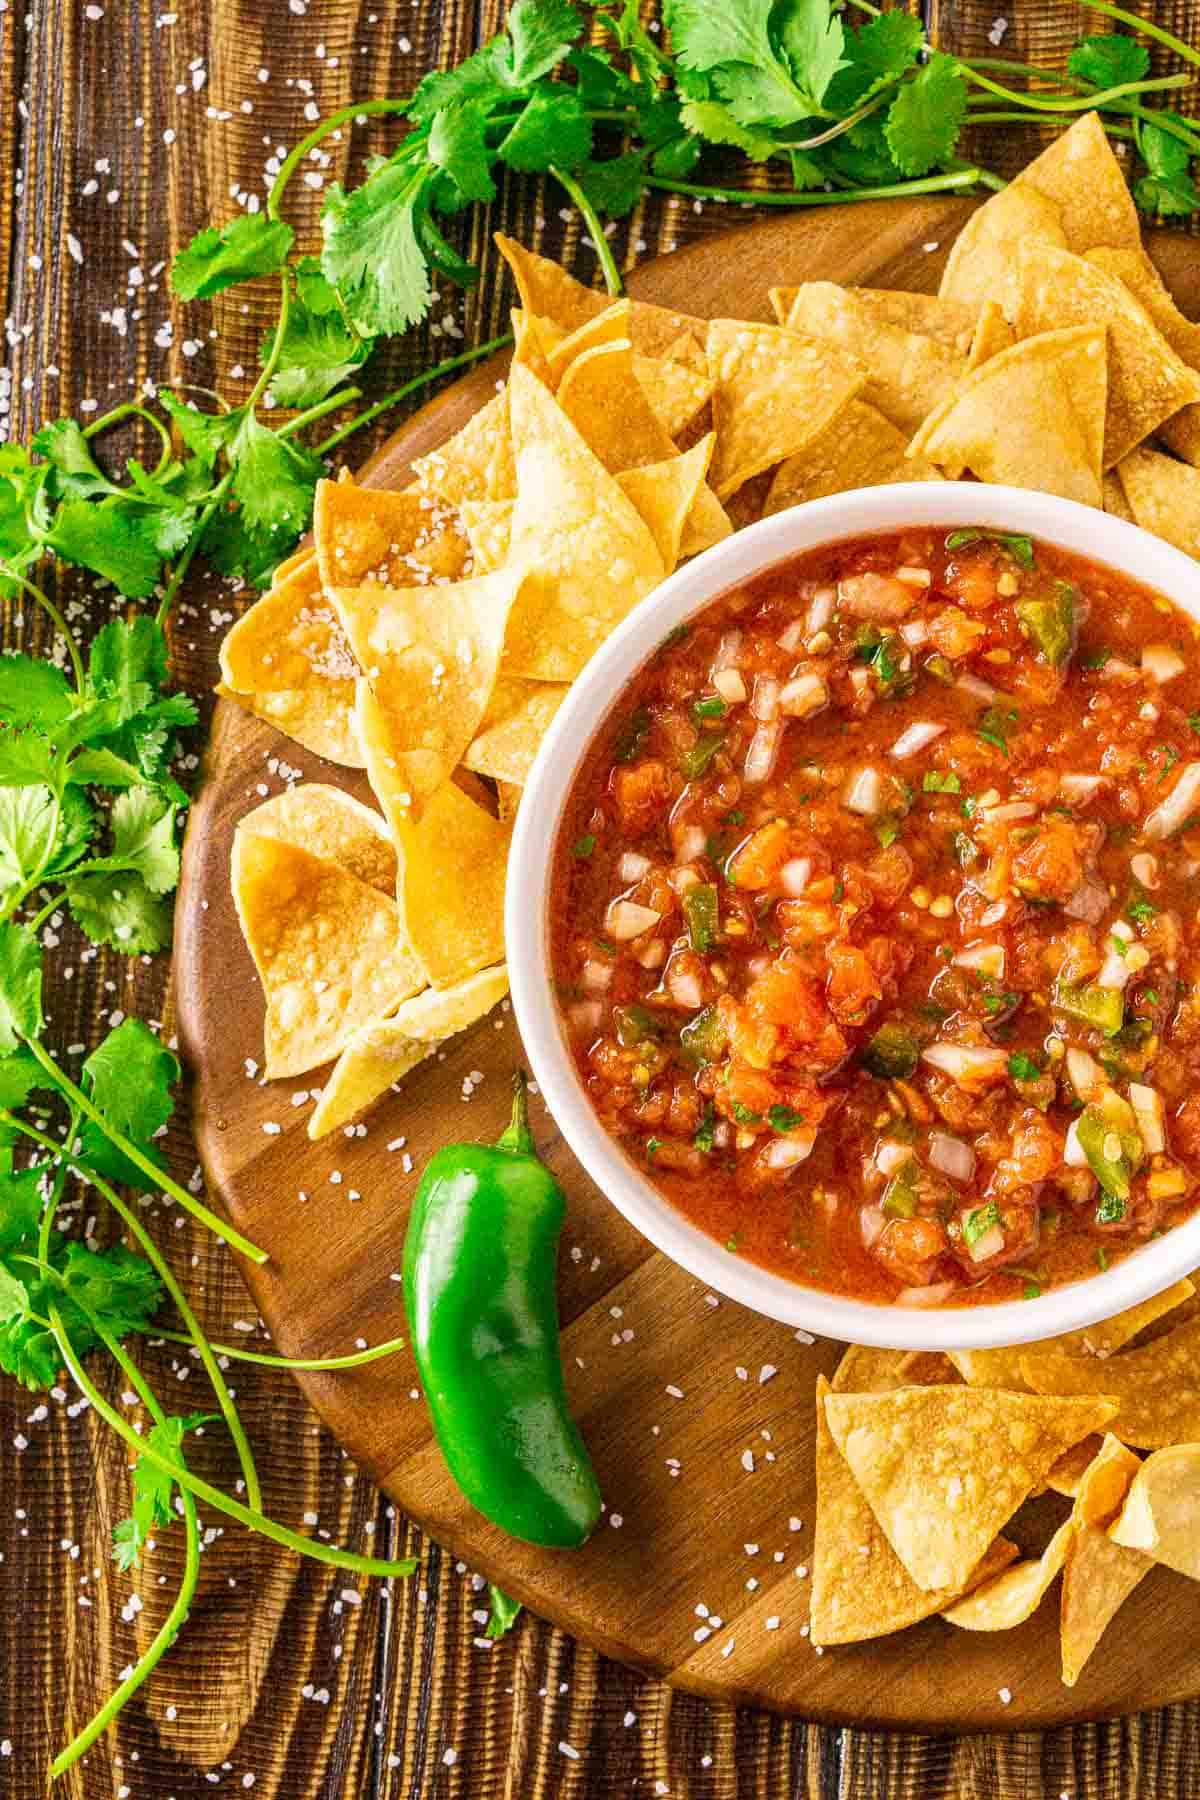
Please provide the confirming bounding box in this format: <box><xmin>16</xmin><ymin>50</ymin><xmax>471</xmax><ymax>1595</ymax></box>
<box><xmin>550</xmin><ymin>527</ymin><xmax>1200</xmax><ymax>1308</ymax></box>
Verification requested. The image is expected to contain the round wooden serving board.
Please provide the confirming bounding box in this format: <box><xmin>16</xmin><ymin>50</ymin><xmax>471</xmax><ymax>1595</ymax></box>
<box><xmin>175</xmin><ymin>200</ymin><xmax>1200</xmax><ymax>1730</ymax></box>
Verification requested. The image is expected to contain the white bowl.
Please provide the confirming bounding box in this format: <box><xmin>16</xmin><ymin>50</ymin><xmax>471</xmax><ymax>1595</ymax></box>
<box><xmin>507</xmin><ymin>483</ymin><xmax>1200</xmax><ymax>1350</ymax></box>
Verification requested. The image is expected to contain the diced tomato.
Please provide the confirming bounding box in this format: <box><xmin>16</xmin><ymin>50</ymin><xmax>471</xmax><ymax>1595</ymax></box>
<box><xmin>611</xmin><ymin>760</ymin><xmax>673</xmax><ymax>835</ymax></box>
<box><xmin>826</xmin><ymin>942</ymin><xmax>882</xmax><ymax>1026</ymax></box>
<box><xmin>1010</xmin><ymin>816</ymin><xmax>1090</xmax><ymax>903</ymax></box>
<box><xmin>873</xmin><ymin>1216</ymin><xmax>948</xmax><ymax>1285</ymax></box>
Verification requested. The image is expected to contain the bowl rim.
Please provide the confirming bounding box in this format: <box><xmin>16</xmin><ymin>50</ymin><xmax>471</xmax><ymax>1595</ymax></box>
<box><xmin>506</xmin><ymin>482</ymin><xmax>1200</xmax><ymax>1351</ymax></box>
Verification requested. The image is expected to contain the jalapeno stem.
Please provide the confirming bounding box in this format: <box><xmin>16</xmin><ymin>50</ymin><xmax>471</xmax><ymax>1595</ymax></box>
<box><xmin>497</xmin><ymin>1069</ymin><xmax>535</xmax><ymax>1157</ymax></box>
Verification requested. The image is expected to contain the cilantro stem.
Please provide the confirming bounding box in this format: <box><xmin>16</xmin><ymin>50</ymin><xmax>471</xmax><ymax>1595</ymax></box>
<box><xmin>5</xmin><ymin>1111</ymin><xmax>264</xmax><ymax>1512</ymax></box>
<box><xmin>20</xmin><ymin>1037</ymin><xmax>268</xmax><ymax>1265</ymax></box>
<box><xmin>276</xmin><ymin>386</ymin><xmax>364</xmax><ymax>439</ymax></box>
<box><xmin>0</xmin><ymin>562</ymin><xmax>86</xmax><ymax>692</ymax></box>
<box><xmin>312</xmin><ymin>335</ymin><xmax>513</xmax><ymax>456</ymax></box>
<box><xmin>48</xmin><ymin>1310</ymin><xmax>201</xmax><ymax>1781</ymax></box>
<box><xmin>83</xmin><ymin>402</ymin><xmax>175</xmax><ymax>478</ymax></box>
<box><xmin>1079</xmin><ymin>0</ymin><xmax>1200</xmax><ymax>71</ymax></box>
<box><xmin>49</xmin><ymin>1311</ymin><xmax>418</xmax><ymax>1579</ymax></box>
<box><xmin>266</xmin><ymin>98</ymin><xmax>415</xmax><ymax>219</ymax></box>
<box><xmin>550</xmin><ymin>166</ymin><xmax>623</xmax><ymax>298</ymax></box>
<box><xmin>1108</xmin><ymin>99</ymin><xmax>1200</xmax><ymax>157</ymax></box>
<box><xmin>963</xmin><ymin>66</ymin><xmax>1190</xmax><ymax>111</ymax></box>
<box><xmin>148</xmin><ymin>1325</ymin><xmax>406</xmax><ymax>1371</ymax></box>
<box><xmin>25</xmin><ymin>890</ymin><xmax>65</xmax><ymax>934</ymax></box>
<box><xmin>645</xmin><ymin>168</ymin><xmax>988</xmax><ymax>206</ymax></box>
<box><xmin>155</xmin><ymin>469</ymin><xmax>233</xmax><ymax>631</ymax></box>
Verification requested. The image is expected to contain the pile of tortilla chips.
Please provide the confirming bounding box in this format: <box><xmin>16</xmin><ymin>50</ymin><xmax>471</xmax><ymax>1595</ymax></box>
<box><xmin>224</xmin><ymin>112</ymin><xmax>1200</xmax><ymax>1132</ymax></box>
<box><xmin>813</xmin><ymin>1276</ymin><xmax>1200</xmax><ymax>1686</ymax></box>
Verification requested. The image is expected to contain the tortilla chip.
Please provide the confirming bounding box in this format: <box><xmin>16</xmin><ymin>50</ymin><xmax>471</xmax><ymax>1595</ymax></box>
<box><xmin>1060</xmin><ymin>1434</ymin><xmax>1150</xmax><ymax>1685</ymax></box>
<box><xmin>396</xmin><ymin>779</ymin><xmax>510</xmax><ymax>989</ymax></box>
<box><xmin>764</xmin><ymin>399</ymin><xmax>941</xmax><ymax>516</ymax></box>
<box><xmin>231</xmin><ymin>831</ymin><xmax>424</xmax><ymax>1079</ymax></box>
<box><xmin>238</xmin><ymin>783</ymin><xmax>396</xmax><ymax>894</ymax></box>
<box><xmin>822</xmin><ymin>1385</ymin><xmax>1118</xmax><ymax>1593</ymax></box>
<box><xmin>774</xmin><ymin>286</ymin><xmax>978</xmax><ymax>354</ymax></box>
<box><xmin>966</xmin><ymin>299</ymin><xmax>1015</xmax><ymax>372</ymax></box>
<box><xmin>830</xmin><ymin>1344</ymin><xmax>955</xmax><ymax>1393</ymax></box>
<box><xmin>312</xmin><ymin>478</ymin><xmax>470</xmax><ymax>594</ymax></box>
<box><xmin>1103</xmin><ymin>470</ymin><xmax>1136</xmax><ymax>520</ymax></box>
<box><xmin>495</xmin><ymin>234</ymin><xmax>704</xmax><ymax>357</ymax></box>
<box><xmin>1044</xmin><ymin>1435</ymin><xmax>1106</xmax><ymax>1499</ymax></box>
<box><xmin>502</xmin><ymin>364</ymin><xmax>665</xmax><ymax>682</ymax></box>
<box><xmin>781</xmin><ymin>282</ymin><xmax>967</xmax><ymax>434</ymax></box>
<box><xmin>557</xmin><ymin>336</ymin><xmax>679</xmax><ymax>474</ymax></box>
<box><xmin>1087</xmin><ymin>247</ymin><xmax>1200</xmax><ymax>465</ymax></box>
<box><xmin>545</xmin><ymin>300</ymin><xmax>633</xmax><ymax>381</ymax></box>
<box><xmin>410</xmin><ymin>388</ymin><xmax>515</xmax><ymax>506</ymax></box>
<box><xmin>1019</xmin><ymin>110</ymin><xmax>1141</xmax><ymax>254</ymax></box>
<box><xmin>457</xmin><ymin>498</ymin><xmax>513</xmax><ymax>573</ymax></box>
<box><xmin>495</xmin><ymin>780</ymin><xmax>522</xmax><ymax>825</ymax></box>
<box><xmin>939</xmin><ymin>183</ymin><xmax>1067</xmax><ymax>314</ymax></box>
<box><xmin>1117</xmin><ymin>444</ymin><xmax>1200</xmax><ymax>556</ymax></box>
<box><xmin>942</xmin><ymin>1517</ymin><xmax>1075</xmax><ymax>1631</ymax></box>
<box><xmin>678</xmin><ymin>483</ymin><xmax>734</xmax><ymax>560</ymax></box>
<box><xmin>1021</xmin><ymin>1315</ymin><xmax>1200</xmax><ymax>1448</ymax></box>
<box><xmin>1012</xmin><ymin>242</ymin><xmax>1200</xmax><ymax>467</ymax></box>
<box><xmin>219</xmin><ymin>555</ymin><xmax>363</xmax><ymax>766</ymax></box>
<box><xmin>635</xmin><ymin>348</ymin><xmax>715</xmax><ymax>440</ymax></box>
<box><xmin>307</xmin><ymin>1021</ymin><xmax>433</xmax><ymax>1139</ymax></box>
<box><xmin>810</xmin><ymin>1376</ymin><xmax>1018</xmax><ymax>1645</ymax></box>
<box><xmin>1110</xmin><ymin>1443</ymin><xmax>1200</xmax><ymax>1580</ymax></box>
<box><xmin>333</xmin><ymin>567</ymin><xmax>522</xmax><ymax>813</ymax></box>
<box><xmin>392</xmin><ymin>961</ymin><xmax>509</xmax><ymax>1040</ymax></box>
<box><xmin>907</xmin><ymin>325</ymin><xmax>1107</xmax><ymax>505</ymax></box>
<box><xmin>511</xmin><ymin>306</ymin><xmax>567</xmax><ymax>386</ymax></box>
<box><xmin>463</xmin><ymin>678</ymin><xmax>567</xmax><ymax>783</ymax></box>
<box><xmin>707</xmin><ymin>319</ymin><xmax>866</xmax><ymax>499</ymax></box>
<box><xmin>616</xmin><ymin>435</ymin><xmax>716</xmax><ymax>570</ymax></box>
<box><xmin>949</xmin><ymin>1280</ymin><xmax>1196</xmax><ymax>1392</ymax></box>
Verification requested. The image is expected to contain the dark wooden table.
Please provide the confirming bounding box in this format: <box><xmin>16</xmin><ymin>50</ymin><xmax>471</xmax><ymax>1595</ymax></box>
<box><xmin>3</xmin><ymin>2</ymin><xmax>1200</xmax><ymax>1794</ymax></box>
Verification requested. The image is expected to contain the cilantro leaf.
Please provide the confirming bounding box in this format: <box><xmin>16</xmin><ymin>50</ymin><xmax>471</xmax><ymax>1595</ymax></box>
<box><xmin>157</xmin><ymin>392</ymin><xmax>244</xmax><ymax>470</ymax></box>
<box><xmin>65</xmin><ymin>870</ymin><xmax>173</xmax><ymax>954</ymax></box>
<box><xmin>573</xmin><ymin>151</ymin><xmax>648</xmax><ymax>217</ymax></box>
<box><xmin>778</xmin><ymin>0</ymin><xmax>847</xmax><ymax>113</ymax></box>
<box><xmin>885</xmin><ymin>51</ymin><xmax>968</xmax><ymax>177</ymax></box>
<box><xmin>663</xmin><ymin>0</ymin><xmax>820</xmax><ymax>127</ymax></box>
<box><xmin>1135</xmin><ymin>116</ymin><xmax>1200</xmax><ymax>217</ymax></box>
<box><xmin>0</xmin><ymin>785</ymin><xmax>60</xmax><ymax>902</ymax></box>
<box><xmin>170</xmin><ymin>215</ymin><xmax>295</xmax><ymax>301</ymax></box>
<box><xmin>507</xmin><ymin>0</ymin><xmax>582</xmax><ymax>85</ymax></box>
<box><xmin>0</xmin><ymin>924</ymin><xmax>43</xmax><ymax>1052</ymax></box>
<box><xmin>1068</xmin><ymin>33</ymin><xmax>1149</xmax><ymax>89</ymax></box>
<box><xmin>499</xmin><ymin>90</ymin><xmax>593</xmax><ymax>175</ymax></box>
<box><xmin>76</xmin><ymin>1015</ymin><xmax>178</xmax><ymax>1189</ymax></box>
<box><xmin>0</xmin><ymin>1312</ymin><xmax>61</xmax><ymax>1390</ymax></box>
<box><xmin>0</xmin><ymin>1048</ymin><xmax>43</xmax><ymax>1113</ymax></box>
<box><xmin>112</xmin><ymin>1411</ymin><xmax>213</xmax><ymax>1570</ymax></box>
<box><xmin>322</xmin><ymin>162</ymin><xmax>433</xmax><ymax>337</ymax></box>
<box><xmin>31</xmin><ymin>420</ymin><xmax>119</xmax><ymax>501</ymax></box>
<box><xmin>827</xmin><ymin>10</ymin><xmax>923</xmax><ymax>110</ymax></box>
<box><xmin>677</xmin><ymin>98</ymin><xmax>778</xmax><ymax>162</ymax></box>
<box><xmin>0</xmin><ymin>732</ymin><xmax>59</xmax><ymax>789</ymax></box>
<box><xmin>229</xmin><ymin>414</ymin><xmax>322</xmax><ymax>538</ymax></box>
<box><xmin>45</xmin><ymin>500</ymin><xmax>163</xmax><ymax>599</ymax></box>
<box><xmin>84</xmin><ymin>789</ymin><xmax>180</xmax><ymax>895</ymax></box>
<box><xmin>60</xmin><ymin>1240</ymin><xmax>163</xmax><ymax>1340</ymax></box>
<box><xmin>0</xmin><ymin>657</ymin><xmax>74</xmax><ymax>736</ymax></box>
<box><xmin>429</xmin><ymin>99</ymin><xmax>500</xmax><ymax>205</ymax></box>
<box><xmin>485</xmin><ymin>1584</ymin><xmax>522</xmax><ymax>1639</ymax></box>
<box><xmin>0</xmin><ymin>1158</ymin><xmax>46</xmax><ymax>1255</ymax></box>
<box><xmin>200</xmin><ymin>504</ymin><xmax>290</xmax><ymax>590</ymax></box>
<box><xmin>89</xmin><ymin>616</ymin><xmax>168</xmax><ymax>716</ymax></box>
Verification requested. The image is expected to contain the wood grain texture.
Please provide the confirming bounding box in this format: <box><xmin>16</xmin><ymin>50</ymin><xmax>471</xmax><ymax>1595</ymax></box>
<box><xmin>4</xmin><ymin>0</ymin><xmax>1200</xmax><ymax>1794</ymax></box>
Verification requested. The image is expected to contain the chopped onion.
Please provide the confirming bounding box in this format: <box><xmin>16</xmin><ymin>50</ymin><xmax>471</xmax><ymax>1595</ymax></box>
<box><xmin>1144</xmin><ymin>762</ymin><xmax>1200</xmax><ymax>840</ymax></box>
<box><xmin>895</xmin><ymin>1281</ymin><xmax>958</xmax><ymax>1308</ymax></box>
<box><xmin>967</xmin><ymin>1223</ymin><xmax>1005</xmax><ymax>1264</ymax></box>
<box><xmin>953</xmin><ymin>942</ymin><xmax>1005</xmax><ymax>979</ymax></box>
<box><xmin>762</xmin><ymin>1133</ymin><xmax>815</xmax><ymax>1169</ymax></box>
<box><xmin>1097</xmin><ymin>946</ymin><xmax>1133</xmax><ymax>990</ymax></box>
<box><xmin>744</xmin><ymin>719</ymin><xmax>783</xmax><ymax>784</ymax></box>
<box><xmin>838</xmin><ymin>572</ymin><xmax>914</xmax><ymax>621</ymax></box>
<box><xmin>1066</xmin><ymin>1047</ymin><xmax>1104</xmax><ymax>1102</ymax></box>
<box><xmin>930</xmin><ymin>1132</ymin><xmax>976</xmax><ymax>1182</ymax></box>
<box><xmin>979</xmin><ymin>902</ymin><xmax>1008</xmax><ymax>928</ymax></box>
<box><xmin>981</xmin><ymin>799</ymin><xmax>1037</xmax><ymax>824</ymax></box>
<box><xmin>890</xmin><ymin>720</ymin><xmax>945</xmax><ymax>761</ymax></box>
<box><xmin>618</xmin><ymin>850</ymin><xmax>651</xmax><ymax>883</ymax></box>
<box><xmin>1064</xmin><ymin>1117</ymin><xmax>1088</xmax><ymax>1167</ymax></box>
<box><xmin>580</xmin><ymin>958</ymin><xmax>614</xmax><ymax>994</ymax></box>
<box><xmin>568</xmin><ymin>1000</ymin><xmax>603</xmax><ymax>1035</ymax></box>
<box><xmin>1064</xmin><ymin>877</ymin><xmax>1109</xmax><ymax>924</ymax></box>
<box><xmin>779</xmin><ymin>671</ymin><xmax>828</xmax><ymax>718</ymax></box>
<box><xmin>606</xmin><ymin>899</ymin><xmax>661</xmax><ymax>941</ymax></box>
<box><xmin>1142</xmin><ymin>644</ymin><xmax>1185</xmax><ymax>684</ymax></box>
<box><xmin>751</xmin><ymin>674</ymin><xmax>781</xmax><ymax>721</ymax></box>
<box><xmin>1059</xmin><ymin>773</ymin><xmax>1105</xmax><ymax>804</ymax></box>
<box><xmin>779</xmin><ymin>856</ymin><xmax>813</xmax><ymax>898</ymax></box>
<box><xmin>674</xmin><ymin>824</ymin><xmax>707</xmax><ymax>864</ymax></box>
<box><xmin>711</xmin><ymin>629</ymin><xmax>742</xmax><ymax>674</ymax></box>
<box><xmin>900</xmin><ymin>619</ymin><xmax>930</xmax><ymax>648</ymax></box>
<box><xmin>896</xmin><ymin>565</ymin><xmax>932</xmax><ymax>588</ymax></box>
<box><xmin>860</xmin><ymin>1203</ymin><xmax>886</xmax><ymax>1249</ymax></box>
<box><xmin>807</xmin><ymin>586</ymin><xmax>835</xmax><ymax>636</ymax></box>
<box><xmin>1131</xmin><ymin>852</ymin><xmax>1159</xmax><ymax>890</ymax></box>
<box><xmin>777</xmin><ymin>619</ymin><xmax>807</xmax><ymax>653</ymax></box>
<box><xmin>921</xmin><ymin>1043</ymin><xmax>1009</xmax><ymax>1086</ymax></box>
<box><xmin>667</xmin><ymin>965</ymin><xmax>704</xmax><ymax>1011</ymax></box>
<box><xmin>670</xmin><ymin>866</ymin><xmax>701</xmax><ymax>895</ymax></box>
<box><xmin>636</xmin><ymin>941</ymin><xmax>666</xmax><ymax>970</ymax></box>
<box><xmin>1100</xmin><ymin>656</ymin><xmax>1140</xmax><ymax>684</ymax></box>
<box><xmin>713</xmin><ymin>667</ymin><xmax>747</xmax><ymax>705</ymax></box>
<box><xmin>1129</xmin><ymin>1082</ymin><xmax>1166</xmax><ymax>1154</ymax></box>
<box><xmin>843</xmin><ymin>766</ymin><xmax>884</xmax><ymax>816</ymax></box>
<box><xmin>876</xmin><ymin>1141</ymin><xmax>914</xmax><ymax>1177</ymax></box>
<box><xmin>955</xmin><ymin>672</ymin><xmax>998</xmax><ymax>704</ymax></box>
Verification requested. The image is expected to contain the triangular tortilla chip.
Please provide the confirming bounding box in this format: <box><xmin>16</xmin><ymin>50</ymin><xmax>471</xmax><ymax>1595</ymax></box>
<box><xmin>1116</xmin><ymin>445</ymin><xmax>1200</xmax><ymax>556</ymax></box>
<box><xmin>308</xmin><ymin>1021</ymin><xmax>433</xmax><ymax>1139</ymax></box>
<box><xmin>333</xmin><ymin>567</ymin><xmax>522</xmax><ymax>812</ymax></box>
<box><xmin>219</xmin><ymin>555</ymin><xmax>363</xmax><ymax>766</ymax></box>
<box><xmin>463</xmin><ymin>677</ymin><xmax>568</xmax><ymax>783</ymax></box>
<box><xmin>634</xmin><ymin>348</ymin><xmax>715</xmax><ymax>440</ymax></box>
<box><xmin>396</xmin><ymin>780</ymin><xmax>510</xmax><ymax>989</ymax></box>
<box><xmin>1087</xmin><ymin>246</ymin><xmax>1200</xmax><ymax>465</ymax></box>
<box><xmin>495</xmin><ymin>234</ymin><xmax>704</xmax><ymax>357</ymax></box>
<box><xmin>942</xmin><ymin>1517</ymin><xmax>1075</xmax><ymax>1631</ymax></box>
<box><xmin>495</xmin><ymin>779</ymin><xmax>522</xmax><ymax>825</ymax></box>
<box><xmin>1011</xmin><ymin>242</ymin><xmax>1200</xmax><ymax>467</ymax></box>
<box><xmin>1103</xmin><ymin>470</ymin><xmax>1136</xmax><ymax>520</ymax></box>
<box><xmin>502</xmin><ymin>364</ymin><xmax>665</xmax><ymax>681</ymax></box>
<box><xmin>1044</xmin><ymin>1436</ymin><xmax>1106</xmax><ymax>1499</ymax></box>
<box><xmin>949</xmin><ymin>1279</ymin><xmax>1196</xmax><ymax>1391</ymax></box>
<box><xmin>1021</xmin><ymin>1315</ymin><xmax>1200</xmax><ymax>1448</ymax></box>
<box><xmin>939</xmin><ymin>183</ymin><xmax>1067</xmax><ymax>313</ymax></box>
<box><xmin>966</xmin><ymin>299</ymin><xmax>1015</xmax><ymax>372</ymax></box>
<box><xmin>546</xmin><ymin>300</ymin><xmax>633</xmax><ymax>381</ymax></box>
<box><xmin>231</xmin><ymin>830</ymin><xmax>424</xmax><ymax>1079</ymax></box>
<box><xmin>811</xmin><ymin>1377</ymin><xmax>1017</xmax><ymax>1645</ymax></box>
<box><xmin>616</xmin><ymin>435</ymin><xmax>716</xmax><ymax>570</ymax></box>
<box><xmin>907</xmin><ymin>325</ymin><xmax>1107</xmax><ymax>504</ymax></box>
<box><xmin>823</xmin><ymin>1385</ymin><xmax>1118</xmax><ymax>1592</ymax></box>
<box><xmin>764</xmin><ymin>399</ymin><xmax>941</xmax><ymax>515</ymax></box>
<box><xmin>772</xmin><ymin>286</ymin><xmax>978</xmax><ymax>353</ymax></box>
<box><xmin>782</xmin><ymin>283</ymin><xmax>967</xmax><ymax>434</ymax></box>
<box><xmin>238</xmin><ymin>783</ymin><xmax>396</xmax><ymax>894</ymax></box>
<box><xmin>1110</xmin><ymin>1443</ymin><xmax>1200</xmax><ymax>1580</ymax></box>
<box><xmin>678</xmin><ymin>481</ymin><xmax>734</xmax><ymax>559</ymax></box>
<box><xmin>707</xmin><ymin>319</ymin><xmax>866</xmax><ymax>499</ymax></box>
<box><xmin>511</xmin><ymin>306</ymin><xmax>567</xmax><ymax>385</ymax></box>
<box><xmin>557</xmin><ymin>336</ymin><xmax>679</xmax><ymax>472</ymax></box>
<box><xmin>312</xmin><ymin>477</ymin><xmax>470</xmax><ymax>594</ymax></box>
<box><xmin>392</xmin><ymin>961</ymin><xmax>509</xmax><ymax>1039</ymax></box>
<box><xmin>410</xmin><ymin>388</ymin><xmax>515</xmax><ymax>506</ymax></box>
<box><xmin>457</xmin><ymin>498</ymin><xmax>513</xmax><ymax>573</ymax></box>
<box><xmin>1060</xmin><ymin>1434</ymin><xmax>1150</xmax><ymax>1685</ymax></box>
<box><xmin>1018</xmin><ymin>110</ymin><xmax>1141</xmax><ymax>253</ymax></box>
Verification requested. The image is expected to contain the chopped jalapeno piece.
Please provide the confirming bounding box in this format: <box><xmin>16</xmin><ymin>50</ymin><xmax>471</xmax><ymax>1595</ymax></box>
<box><xmin>692</xmin><ymin>696</ymin><xmax>727</xmax><ymax>721</ymax></box>
<box><xmin>962</xmin><ymin>1199</ymin><xmax>1001</xmax><ymax>1248</ymax></box>
<box><xmin>679</xmin><ymin>1004</ymin><xmax>726</xmax><ymax>1069</ymax></box>
<box><xmin>1016</xmin><ymin>581</ymin><xmax>1076</xmax><ymax>667</ymax></box>
<box><xmin>680</xmin><ymin>734</ymin><xmax>725</xmax><ymax>780</ymax></box>
<box><xmin>881</xmin><ymin>1159</ymin><xmax>917</xmax><ymax>1218</ymax></box>
<box><xmin>1054</xmin><ymin>979</ymin><xmax>1124</xmax><ymax>1038</ymax></box>
<box><xmin>862</xmin><ymin>1022</ymin><xmax>919</xmax><ymax>1080</ymax></box>
<box><xmin>614</xmin><ymin>706</ymin><xmax>650</xmax><ymax>763</ymax></box>
<box><xmin>683</xmin><ymin>882</ymin><xmax>720</xmax><ymax>953</ymax></box>
<box><xmin>613</xmin><ymin>1003</ymin><xmax>663</xmax><ymax>1048</ymax></box>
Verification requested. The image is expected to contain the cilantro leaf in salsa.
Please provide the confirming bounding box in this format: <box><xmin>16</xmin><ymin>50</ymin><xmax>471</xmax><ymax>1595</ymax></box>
<box><xmin>944</xmin><ymin>528</ymin><xmax>1035</xmax><ymax>569</ymax></box>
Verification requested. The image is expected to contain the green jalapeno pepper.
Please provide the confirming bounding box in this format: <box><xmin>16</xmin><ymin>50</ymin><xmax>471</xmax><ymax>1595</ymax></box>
<box><xmin>403</xmin><ymin>1072</ymin><xmax>601</xmax><ymax>1549</ymax></box>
